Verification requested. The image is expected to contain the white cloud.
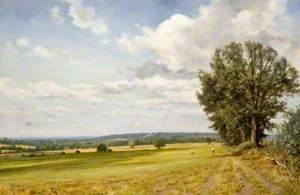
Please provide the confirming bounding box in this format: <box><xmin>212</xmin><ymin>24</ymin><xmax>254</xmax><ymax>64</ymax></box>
<box><xmin>117</xmin><ymin>0</ymin><xmax>300</xmax><ymax>71</ymax></box>
<box><xmin>28</xmin><ymin>81</ymin><xmax>102</xmax><ymax>104</ymax></box>
<box><xmin>29</xmin><ymin>81</ymin><xmax>74</xmax><ymax>99</ymax></box>
<box><xmin>66</xmin><ymin>0</ymin><xmax>108</xmax><ymax>36</ymax></box>
<box><xmin>50</xmin><ymin>6</ymin><xmax>65</xmax><ymax>24</ymax></box>
<box><xmin>101</xmin><ymin>75</ymin><xmax>199</xmax><ymax>106</ymax></box>
<box><xmin>0</xmin><ymin>77</ymin><xmax>13</xmax><ymax>90</ymax></box>
<box><xmin>102</xmin><ymin>76</ymin><xmax>196</xmax><ymax>94</ymax></box>
<box><xmin>4</xmin><ymin>88</ymin><xmax>32</xmax><ymax>99</ymax></box>
<box><xmin>16</xmin><ymin>38</ymin><xmax>30</xmax><ymax>48</ymax></box>
<box><xmin>0</xmin><ymin>77</ymin><xmax>32</xmax><ymax>99</ymax></box>
<box><xmin>50</xmin><ymin>106</ymin><xmax>72</xmax><ymax>113</ymax></box>
<box><xmin>33</xmin><ymin>46</ymin><xmax>52</xmax><ymax>58</ymax></box>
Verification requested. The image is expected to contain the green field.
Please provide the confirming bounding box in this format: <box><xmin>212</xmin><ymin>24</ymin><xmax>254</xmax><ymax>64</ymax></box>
<box><xmin>0</xmin><ymin>143</ymin><xmax>298</xmax><ymax>194</ymax></box>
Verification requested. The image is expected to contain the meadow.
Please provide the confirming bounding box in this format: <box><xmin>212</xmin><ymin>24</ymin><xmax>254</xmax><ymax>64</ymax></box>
<box><xmin>0</xmin><ymin>143</ymin><xmax>298</xmax><ymax>194</ymax></box>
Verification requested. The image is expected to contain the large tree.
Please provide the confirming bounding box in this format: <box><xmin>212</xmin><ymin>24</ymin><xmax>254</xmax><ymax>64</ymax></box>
<box><xmin>198</xmin><ymin>41</ymin><xmax>299</xmax><ymax>146</ymax></box>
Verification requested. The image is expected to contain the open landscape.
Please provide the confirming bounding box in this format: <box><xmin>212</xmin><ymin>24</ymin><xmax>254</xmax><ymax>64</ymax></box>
<box><xmin>1</xmin><ymin>0</ymin><xmax>300</xmax><ymax>194</ymax></box>
<box><xmin>0</xmin><ymin>143</ymin><xmax>298</xmax><ymax>194</ymax></box>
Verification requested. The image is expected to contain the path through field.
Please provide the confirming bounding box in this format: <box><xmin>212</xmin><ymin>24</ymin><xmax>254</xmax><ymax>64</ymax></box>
<box><xmin>200</xmin><ymin>157</ymin><xmax>282</xmax><ymax>194</ymax></box>
<box><xmin>0</xmin><ymin>143</ymin><xmax>297</xmax><ymax>194</ymax></box>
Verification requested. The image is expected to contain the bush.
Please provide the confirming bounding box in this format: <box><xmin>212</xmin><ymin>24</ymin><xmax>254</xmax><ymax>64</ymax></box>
<box><xmin>280</xmin><ymin>108</ymin><xmax>300</xmax><ymax>157</ymax></box>
<box><xmin>75</xmin><ymin>150</ymin><xmax>80</xmax><ymax>154</ymax></box>
<box><xmin>60</xmin><ymin>151</ymin><xmax>66</xmax><ymax>155</ymax></box>
<box><xmin>28</xmin><ymin>153</ymin><xmax>36</xmax><ymax>157</ymax></box>
<box><xmin>232</xmin><ymin>141</ymin><xmax>254</xmax><ymax>156</ymax></box>
<box><xmin>107</xmin><ymin>148</ymin><xmax>113</xmax><ymax>152</ymax></box>
<box><xmin>269</xmin><ymin>108</ymin><xmax>300</xmax><ymax>172</ymax></box>
<box><xmin>97</xmin><ymin>143</ymin><xmax>108</xmax><ymax>152</ymax></box>
<box><xmin>152</xmin><ymin>137</ymin><xmax>166</xmax><ymax>149</ymax></box>
<box><xmin>129</xmin><ymin>140</ymin><xmax>135</xmax><ymax>149</ymax></box>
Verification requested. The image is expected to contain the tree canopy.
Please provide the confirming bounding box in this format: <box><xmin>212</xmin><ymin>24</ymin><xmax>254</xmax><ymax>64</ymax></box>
<box><xmin>97</xmin><ymin>143</ymin><xmax>108</xmax><ymax>152</ymax></box>
<box><xmin>198</xmin><ymin>41</ymin><xmax>299</xmax><ymax>146</ymax></box>
<box><xmin>152</xmin><ymin>137</ymin><xmax>166</xmax><ymax>149</ymax></box>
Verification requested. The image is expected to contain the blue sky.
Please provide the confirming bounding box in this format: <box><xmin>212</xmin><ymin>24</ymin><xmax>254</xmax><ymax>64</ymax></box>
<box><xmin>0</xmin><ymin>0</ymin><xmax>300</xmax><ymax>137</ymax></box>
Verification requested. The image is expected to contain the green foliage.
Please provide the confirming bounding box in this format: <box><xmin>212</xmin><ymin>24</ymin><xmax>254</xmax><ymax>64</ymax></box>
<box><xmin>0</xmin><ymin>133</ymin><xmax>220</xmax><ymax>153</ymax></box>
<box><xmin>97</xmin><ymin>143</ymin><xmax>108</xmax><ymax>152</ymax></box>
<box><xmin>280</xmin><ymin>108</ymin><xmax>300</xmax><ymax>157</ymax></box>
<box><xmin>152</xmin><ymin>137</ymin><xmax>166</xmax><ymax>149</ymax></box>
<box><xmin>129</xmin><ymin>140</ymin><xmax>135</xmax><ymax>148</ymax></box>
<box><xmin>232</xmin><ymin>141</ymin><xmax>254</xmax><ymax>156</ymax></box>
<box><xmin>198</xmin><ymin>41</ymin><xmax>299</xmax><ymax>146</ymax></box>
<box><xmin>266</xmin><ymin>107</ymin><xmax>300</xmax><ymax>172</ymax></box>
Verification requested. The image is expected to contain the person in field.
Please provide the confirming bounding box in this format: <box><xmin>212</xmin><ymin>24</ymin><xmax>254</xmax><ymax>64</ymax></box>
<box><xmin>211</xmin><ymin>144</ymin><xmax>215</xmax><ymax>154</ymax></box>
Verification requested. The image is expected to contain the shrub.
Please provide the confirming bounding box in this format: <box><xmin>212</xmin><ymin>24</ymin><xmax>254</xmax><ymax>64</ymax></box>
<box><xmin>75</xmin><ymin>150</ymin><xmax>80</xmax><ymax>154</ymax></box>
<box><xmin>270</xmin><ymin>108</ymin><xmax>300</xmax><ymax>172</ymax></box>
<box><xmin>107</xmin><ymin>148</ymin><xmax>113</xmax><ymax>152</ymax></box>
<box><xmin>28</xmin><ymin>153</ymin><xmax>36</xmax><ymax>157</ymax></box>
<box><xmin>60</xmin><ymin>151</ymin><xmax>66</xmax><ymax>155</ymax></box>
<box><xmin>129</xmin><ymin>140</ymin><xmax>135</xmax><ymax>149</ymax></box>
<box><xmin>280</xmin><ymin>108</ymin><xmax>300</xmax><ymax>157</ymax></box>
<box><xmin>152</xmin><ymin>137</ymin><xmax>166</xmax><ymax>149</ymax></box>
<box><xmin>232</xmin><ymin>141</ymin><xmax>254</xmax><ymax>156</ymax></box>
<box><xmin>97</xmin><ymin>143</ymin><xmax>108</xmax><ymax>152</ymax></box>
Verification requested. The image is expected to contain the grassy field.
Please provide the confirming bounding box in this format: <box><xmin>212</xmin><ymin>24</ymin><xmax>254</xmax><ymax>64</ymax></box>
<box><xmin>0</xmin><ymin>144</ymin><xmax>9</xmax><ymax>148</ymax></box>
<box><xmin>0</xmin><ymin>143</ymin><xmax>298</xmax><ymax>194</ymax></box>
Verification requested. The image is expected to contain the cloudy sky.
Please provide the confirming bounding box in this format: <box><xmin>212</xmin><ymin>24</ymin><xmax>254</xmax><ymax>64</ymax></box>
<box><xmin>0</xmin><ymin>0</ymin><xmax>300</xmax><ymax>137</ymax></box>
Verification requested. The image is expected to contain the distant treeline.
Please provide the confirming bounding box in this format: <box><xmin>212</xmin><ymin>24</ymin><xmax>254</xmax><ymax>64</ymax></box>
<box><xmin>0</xmin><ymin>132</ymin><xmax>219</xmax><ymax>153</ymax></box>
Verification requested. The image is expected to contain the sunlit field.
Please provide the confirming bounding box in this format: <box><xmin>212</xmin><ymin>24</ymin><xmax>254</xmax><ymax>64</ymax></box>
<box><xmin>0</xmin><ymin>143</ymin><xmax>298</xmax><ymax>194</ymax></box>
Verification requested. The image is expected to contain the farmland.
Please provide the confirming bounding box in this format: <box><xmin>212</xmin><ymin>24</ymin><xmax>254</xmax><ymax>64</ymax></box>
<box><xmin>0</xmin><ymin>143</ymin><xmax>298</xmax><ymax>194</ymax></box>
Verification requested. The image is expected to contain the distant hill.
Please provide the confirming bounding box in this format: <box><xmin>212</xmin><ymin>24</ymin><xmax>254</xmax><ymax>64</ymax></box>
<box><xmin>100</xmin><ymin>132</ymin><xmax>218</xmax><ymax>141</ymax></box>
<box><xmin>0</xmin><ymin>132</ymin><xmax>219</xmax><ymax>150</ymax></box>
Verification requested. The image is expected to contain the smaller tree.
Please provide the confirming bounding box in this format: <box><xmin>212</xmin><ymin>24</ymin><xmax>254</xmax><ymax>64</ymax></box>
<box><xmin>280</xmin><ymin>108</ymin><xmax>300</xmax><ymax>157</ymax></box>
<box><xmin>152</xmin><ymin>137</ymin><xmax>166</xmax><ymax>149</ymax></box>
<box><xmin>97</xmin><ymin>143</ymin><xmax>108</xmax><ymax>152</ymax></box>
<box><xmin>129</xmin><ymin>140</ymin><xmax>135</xmax><ymax>149</ymax></box>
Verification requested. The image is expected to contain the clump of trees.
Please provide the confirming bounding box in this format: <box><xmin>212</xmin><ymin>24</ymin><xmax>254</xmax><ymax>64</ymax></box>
<box><xmin>152</xmin><ymin>137</ymin><xmax>166</xmax><ymax>149</ymax></box>
<box><xmin>198</xmin><ymin>41</ymin><xmax>299</xmax><ymax>147</ymax></box>
<box><xmin>97</xmin><ymin>143</ymin><xmax>110</xmax><ymax>152</ymax></box>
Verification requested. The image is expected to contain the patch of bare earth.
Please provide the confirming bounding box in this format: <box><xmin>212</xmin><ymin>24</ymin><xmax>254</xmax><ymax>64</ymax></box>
<box><xmin>234</xmin><ymin>159</ymin><xmax>280</xmax><ymax>195</ymax></box>
<box><xmin>200</xmin><ymin>158</ymin><xmax>225</xmax><ymax>194</ymax></box>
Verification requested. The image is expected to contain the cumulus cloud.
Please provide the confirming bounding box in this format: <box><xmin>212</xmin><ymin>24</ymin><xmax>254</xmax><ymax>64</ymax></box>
<box><xmin>0</xmin><ymin>77</ymin><xmax>13</xmax><ymax>90</ymax></box>
<box><xmin>29</xmin><ymin>81</ymin><xmax>74</xmax><ymax>99</ymax></box>
<box><xmin>28</xmin><ymin>81</ymin><xmax>102</xmax><ymax>103</ymax></box>
<box><xmin>132</xmin><ymin>61</ymin><xmax>196</xmax><ymax>79</ymax></box>
<box><xmin>33</xmin><ymin>46</ymin><xmax>52</xmax><ymax>58</ymax></box>
<box><xmin>50</xmin><ymin>6</ymin><xmax>65</xmax><ymax>24</ymax></box>
<box><xmin>50</xmin><ymin>106</ymin><xmax>72</xmax><ymax>113</ymax></box>
<box><xmin>0</xmin><ymin>78</ymin><xmax>102</xmax><ymax>104</ymax></box>
<box><xmin>4</xmin><ymin>88</ymin><xmax>33</xmax><ymax>99</ymax></box>
<box><xmin>63</xmin><ymin>0</ymin><xmax>108</xmax><ymax>35</ymax></box>
<box><xmin>117</xmin><ymin>0</ymin><xmax>300</xmax><ymax>71</ymax></box>
<box><xmin>16</xmin><ymin>38</ymin><xmax>30</xmax><ymax>48</ymax></box>
<box><xmin>101</xmin><ymin>75</ymin><xmax>198</xmax><ymax>105</ymax></box>
<box><xmin>0</xmin><ymin>77</ymin><xmax>32</xmax><ymax>99</ymax></box>
<box><xmin>102</xmin><ymin>76</ymin><xmax>196</xmax><ymax>94</ymax></box>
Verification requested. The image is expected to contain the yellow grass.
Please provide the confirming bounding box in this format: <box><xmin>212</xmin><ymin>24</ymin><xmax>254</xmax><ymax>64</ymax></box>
<box><xmin>0</xmin><ymin>143</ymin><xmax>298</xmax><ymax>194</ymax></box>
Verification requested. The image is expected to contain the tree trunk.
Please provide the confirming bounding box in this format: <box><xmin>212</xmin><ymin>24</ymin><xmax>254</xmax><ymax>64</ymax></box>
<box><xmin>240</xmin><ymin>128</ymin><xmax>245</xmax><ymax>143</ymax></box>
<box><xmin>251</xmin><ymin>116</ymin><xmax>258</xmax><ymax>147</ymax></box>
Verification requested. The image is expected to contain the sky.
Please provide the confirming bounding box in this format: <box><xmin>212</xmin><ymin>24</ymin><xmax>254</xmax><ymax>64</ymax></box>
<box><xmin>0</xmin><ymin>0</ymin><xmax>300</xmax><ymax>137</ymax></box>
